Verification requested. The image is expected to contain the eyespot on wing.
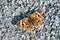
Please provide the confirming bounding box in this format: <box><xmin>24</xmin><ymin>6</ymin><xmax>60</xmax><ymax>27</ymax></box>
<box><xmin>16</xmin><ymin>18</ymin><xmax>29</xmax><ymax>28</ymax></box>
<box><xmin>16</xmin><ymin>9</ymin><xmax>43</xmax><ymax>30</ymax></box>
<box><xmin>23</xmin><ymin>19</ymin><xmax>34</xmax><ymax>31</ymax></box>
<box><xmin>35</xmin><ymin>9</ymin><xmax>43</xmax><ymax>18</ymax></box>
<box><xmin>32</xmin><ymin>17</ymin><xmax>42</xmax><ymax>28</ymax></box>
<box><xmin>24</xmin><ymin>24</ymin><xmax>34</xmax><ymax>30</ymax></box>
<box><xmin>16</xmin><ymin>17</ymin><xmax>34</xmax><ymax>30</ymax></box>
<box><xmin>30</xmin><ymin>9</ymin><xmax>43</xmax><ymax>18</ymax></box>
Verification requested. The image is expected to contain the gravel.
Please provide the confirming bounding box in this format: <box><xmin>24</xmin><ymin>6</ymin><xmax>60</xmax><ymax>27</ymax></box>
<box><xmin>0</xmin><ymin>0</ymin><xmax>60</xmax><ymax>40</ymax></box>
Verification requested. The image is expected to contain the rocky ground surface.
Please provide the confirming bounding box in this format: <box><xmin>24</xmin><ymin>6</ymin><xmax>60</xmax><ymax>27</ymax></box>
<box><xmin>0</xmin><ymin>0</ymin><xmax>60</xmax><ymax>40</ymax></box>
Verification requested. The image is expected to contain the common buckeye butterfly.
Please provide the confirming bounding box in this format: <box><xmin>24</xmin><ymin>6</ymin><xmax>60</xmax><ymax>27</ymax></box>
<box><xmin>16</xmin><ymin>9</ymin><xmax>43</xmax><ymax>30</ymax></box>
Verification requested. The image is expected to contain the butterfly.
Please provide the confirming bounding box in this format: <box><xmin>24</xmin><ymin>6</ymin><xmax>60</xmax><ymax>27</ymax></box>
<box><xmin>16</xmin><ymin>9</ymin><xmax>43</xmax><ymax>30</ymax></box>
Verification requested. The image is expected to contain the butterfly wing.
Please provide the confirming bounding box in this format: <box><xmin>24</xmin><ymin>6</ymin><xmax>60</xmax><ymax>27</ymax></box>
<box><xmin>23</xmin><ymin>18</ymin><xmax>34</xmax><ymax>30</ymax></box>
<box><xmin>30</xmin><ymin>13</ymin><xmax>38</xmax><ymax>18</ymax></box>
<box><xmin>30</xmin><ymin>9</ymin><xmax>43</xmax><ymax>18</ymax></box>
<box><xmin>16</xmin><ymin>18</ymin><xmax>34</xmax><ymax>30</ymax></box>
<box><xmin>24</xmin><ymin>22</ymin><xmax>34</xmax><ymax>30</ymax></box>
<box><xmin>29</xmin><ymin>10</ymin><xmax>42</xmax><ymax>28</ymax></box>
<box><xmin>37</xmin><ymin>9</ymin><xmax>43</xmax><ymax>16</ymax></box>
<box><xmin>35</xmin><ymin>9</ymin><xmax>43</xmax><ymax>18</ymax></box>
<box><xmin>16</xmin><ymin>9</ymin><xmax>43</xmax><ymax>30</ymax></box>
<box><xmin>32</xmin><ymin>17</ymin><xmax>42</xmax><ymax>28</ymax></box>
<box><xmin>16</xmin><ymin>21</ymin><xmax>20</xmax><ymax>27</ymax></box>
